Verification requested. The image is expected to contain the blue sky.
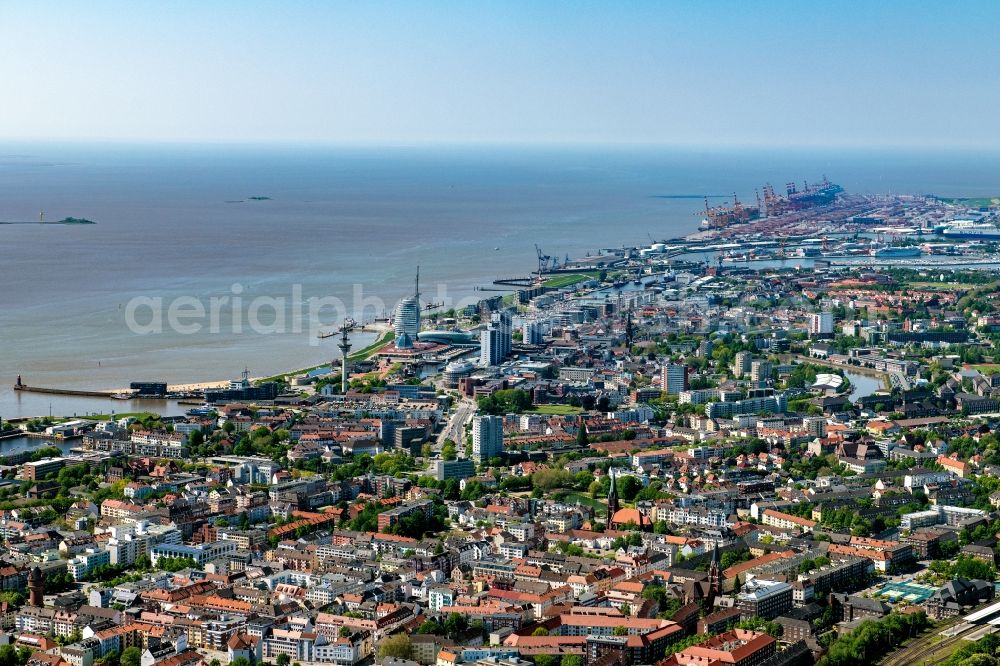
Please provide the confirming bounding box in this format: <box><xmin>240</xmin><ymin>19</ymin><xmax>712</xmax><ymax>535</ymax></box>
<box><xmin>1</xmin><ymin>1</ymin><xmax>998</xmax><ymax>148</ymax></box>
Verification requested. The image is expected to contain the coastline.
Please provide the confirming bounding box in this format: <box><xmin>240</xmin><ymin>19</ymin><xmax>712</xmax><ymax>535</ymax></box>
<box><xmin>104</xmin><ymin>322</ymin><xmax>396</xmax><ymax>393</ymax></box>
<box><xmin>6</xmin><ymin>145</ymin><xmax>1000</xmax><ymax>422</ymax></box>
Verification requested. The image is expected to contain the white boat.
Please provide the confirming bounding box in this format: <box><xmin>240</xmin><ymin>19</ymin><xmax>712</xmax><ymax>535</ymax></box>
<box><xmin>938</xmin><ymin>221</ymin><xmax>1000</xmax><ymax>239</ymax></box>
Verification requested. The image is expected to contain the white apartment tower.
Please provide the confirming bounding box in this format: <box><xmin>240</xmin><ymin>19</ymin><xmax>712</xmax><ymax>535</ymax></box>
<box><xmin>472</xmin><ymin>415</ymin><xmax>504</xmax><ymax>462</ymax></box>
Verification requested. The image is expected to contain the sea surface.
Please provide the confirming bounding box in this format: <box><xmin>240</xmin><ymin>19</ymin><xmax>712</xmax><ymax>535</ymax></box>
<box><xmin>0</xmin><ymin>435</ymin><xmax>76</xmax><ymax>457</ymax></box>
<box><xmin>2</xmin><ymin>143</ymin><xmax>999</xmax><ymax>418</ymax></box>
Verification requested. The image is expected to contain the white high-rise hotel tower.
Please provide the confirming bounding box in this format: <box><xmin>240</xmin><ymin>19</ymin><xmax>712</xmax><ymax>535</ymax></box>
<box><xmin>394</xmin><ymin>268</ymin><xmax>421</xmax><ymax>348</ymax></box>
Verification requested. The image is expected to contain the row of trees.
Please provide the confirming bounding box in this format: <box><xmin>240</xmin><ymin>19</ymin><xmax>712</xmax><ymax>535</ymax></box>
<box><xmin>927</xmin><ymin>554</ymin><xmax>996</xmax><ymax>582</ymax></box>
<box><xmin>589</xmin><ymin>473</ymin><xmax>643</xmax><ymax>502</ymax></box>
<box><xmin>344</xmin><ymin>501</ymin><xmax>389</xmax><ymax>533</ymax></box>
<box><xmin>152</xmin><ymin>556</ymin><xmax>198</xmax><ymax>573</ymax></box>
<box><xmin>476</xmin><ymin>387</ymin><xmax>620</xmax><ymax>417</ymax></box>
<box><xmin>641</xmin><ymin>583</ymin><xmax>683</xmax><ymax>619</ymax></box>
<box><xmin>478</xmin><ymin>389</ymin><xmax>533</xmax><ymax>415</ymax></box>
<box><xmin>735</xmin><ymin>616</ymin><xmax>783</xmax><ymax>638</ymax></box>
<box><xmin>42</xmin><ymin>553</ymin><xmax>197</xmax><ymax>591</ymax></box>
<box><xmin>384</xmin><ymin>502</ymin><xmax>449</xmax><ymax>539</ymax></box>
<box><xmin>416</xmin><ymin>612</ymin><xmax>479</xmax><ymax>639</ymax></box>
<box><xmin>231</xmin><ymin>426</ymin><xmax>291</xmax><ymax>461</ymax></box>
<box><xmin>22</xmin><ymin>418</ymin><xmax>57</xmax><ymax>433</ymax></box>
<box><xmin>414</xmin><ymin>474</ymin><xmax>484</xmax><ymax>501</ymax></box>
<box><xmin>533</xmin><ymin>656</ymin><xmax>583</xmax><ymax>666</ymax></box>
<box><xmin>341</xmin><ymin>497</ymin><xmax>448</xmax><ymax>540</ymax></box>
<box><xmin>818</xmin><ymin>611</ymin><xmax>930</xmax><ymax>666</ymax></box>
<box><xmin>960</xmin><ymin>516</ymin><xmax>1000</xmax><ymax>545</ymax></box>
<box><xmin>941</xmin><ymin>631</ymin><xmax>1000</xmax><ymax>666</ymax></box>
<box><xmin>0</xmin><ymin>645</ymin><xmax>33</xmax><ymax>666</ymax></box>
<box><xmin>80</xmin><ymin>646</ymin><xmax>142</xmax><ymax>666</ymax></box>
<box><xmin>797</xmin><ymin>555</ymin><xmax>831</xmax><ymax>574</ymax></box>
<box><xmin>372</xmin><ymin>450</ymin><xmax>418</xmax><ymax>477</ymax></box>
<box><xmin>817</xmin><ymin>505</ymin><xmax>878</xmax><ymax>537</ymax></box>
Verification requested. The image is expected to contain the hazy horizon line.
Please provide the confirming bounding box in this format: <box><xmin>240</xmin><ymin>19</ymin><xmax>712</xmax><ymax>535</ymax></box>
<box><xmin>2</xmin><ymin>136</ymin><xmax>1000</xmax><ymax>155</ymax></box>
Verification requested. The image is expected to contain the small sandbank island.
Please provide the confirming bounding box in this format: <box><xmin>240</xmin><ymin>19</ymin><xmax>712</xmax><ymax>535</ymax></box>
<box><xmin>224</xmin><ymin>195</ymin><xmax>272</xmax><ymax>203</ymax></box>
<box><xmin>0</xmin><ymin>216</ymin><xmax>96</xmax><ymax>225</ymax></box>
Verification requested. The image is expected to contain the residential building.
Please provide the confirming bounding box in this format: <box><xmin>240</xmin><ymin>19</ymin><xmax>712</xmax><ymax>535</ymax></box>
<box><xmin>661</xmin><ymin>364</ymin><xmax>688</xmax><ymax>395</ymax></box>
<box><xmin>473</xmin><ymin>416</ymin><xmax>504</xmax><ymax>463</ymax></box>
<box><xmin>737</xmin><ymin>579</ymin><xmax>793</xmax><ymax>620</ymax></box>
<box><xmin>809</xmin><ymin>312</ymin><xmax>834</xmax><ymax>337</ymax></box>
<box><xmin>433</xmin><ymin>459</ymin><xmax>476</xmax><ymax>482</ymax></box>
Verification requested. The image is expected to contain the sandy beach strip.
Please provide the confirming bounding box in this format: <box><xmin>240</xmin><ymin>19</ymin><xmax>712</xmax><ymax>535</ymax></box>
<box><xmin>110</xmin><ymin>322</ymin><xmax>394</xmax><ymax>393</ymax></box>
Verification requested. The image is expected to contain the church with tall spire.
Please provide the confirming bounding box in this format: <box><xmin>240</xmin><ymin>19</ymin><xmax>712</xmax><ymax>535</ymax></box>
<box><xmin>680</xmin><ymin>541</ymin><xmax>723</xmax><ymax>606</ymax></box>
<box><xmin>606</xmin><ymin>469</ymin><xmax>652</xmax><ymax>531</ymax></box>
<box><xmin>707</xmin><ymin>541</ymin><xmax>722</xmax><ymax>597</ymax></box>
<box><xmin>606</xmin><ymin>469</ymin><xmax>620</xmax><ymax>523</ymax></box>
